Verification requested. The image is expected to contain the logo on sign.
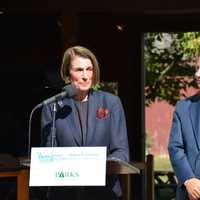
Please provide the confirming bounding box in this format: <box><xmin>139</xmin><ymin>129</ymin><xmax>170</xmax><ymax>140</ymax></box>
<box><xmin>55</xmin><ymin>170</ymin><xmax>80</xmax><ymax>180</ymax></box>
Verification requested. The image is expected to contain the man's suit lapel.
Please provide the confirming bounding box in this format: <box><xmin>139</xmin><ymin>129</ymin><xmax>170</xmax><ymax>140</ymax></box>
<box><xmin>190</xmin><ymin>98</ymin><xmax>200</xmax><ymax>150</ymax></box>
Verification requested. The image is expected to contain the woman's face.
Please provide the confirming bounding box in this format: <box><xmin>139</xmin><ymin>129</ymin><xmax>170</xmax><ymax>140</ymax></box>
<box><xmin>69</xmin><ymin>55</ymin><xmax>93</xmax><ymax>93</ymax></box>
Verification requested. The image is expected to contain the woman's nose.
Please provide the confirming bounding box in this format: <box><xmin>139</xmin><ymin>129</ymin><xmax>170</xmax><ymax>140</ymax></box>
<box><xmin>82</xmin><ymin>69</ymin><xmax>88</xmax><ymax>79</ymax></box>
<box><xmin>195</xmin><ymin>68</ymin><xmax>200</xmax><ymax>78</ymax></box>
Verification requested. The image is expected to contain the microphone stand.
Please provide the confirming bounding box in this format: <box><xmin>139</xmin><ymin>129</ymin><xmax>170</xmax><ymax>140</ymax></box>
<box><xmin>19</xmin><ymin>103</ymin><xmax>41</xmax><ymax>167</ymax></box>
<box><xmin>28</xmin><ymin>104</ymin><xmax>41</xmax><ymax>159</ymax></box>
<box><xmin>27</xmin><ymin>102</ymin><xmax>58</xmax><ymax>159</ymax></box>
<box><xmin>23</xmin><ymin>84</ymin><xmax>75</xmax><ymax>166</ymax></box>
<box><xmin>51</xmin><ymin>102</ymin><xmax>57</xmax><ymax>147</ymax></box>
<box><xmin>25</xmin><ymin>84</ymin><xmax>77</xmax><ymax>158</ymax></box>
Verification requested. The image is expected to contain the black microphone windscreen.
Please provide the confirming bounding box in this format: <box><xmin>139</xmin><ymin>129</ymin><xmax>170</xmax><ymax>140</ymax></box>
<box><xmin>62</xmin><ymin>84</ymin><xmax>78</xmax><ymax>98</ymax></box>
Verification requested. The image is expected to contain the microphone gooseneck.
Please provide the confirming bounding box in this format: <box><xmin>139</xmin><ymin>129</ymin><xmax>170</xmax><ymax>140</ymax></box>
<box><xmin>27</xmin><ymin>84</ymin><xmax>78</xmax><ymax>159</ymax></box>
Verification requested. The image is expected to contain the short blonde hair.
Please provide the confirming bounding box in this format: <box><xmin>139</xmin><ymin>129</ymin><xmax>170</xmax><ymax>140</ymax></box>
<box><xmin>60</xmin><ymin>46</ymin><xmax>100</xmax><ymax>86</ymax></box>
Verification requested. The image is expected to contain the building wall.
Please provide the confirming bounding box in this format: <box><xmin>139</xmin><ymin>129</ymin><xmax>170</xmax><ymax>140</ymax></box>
<box><xmin>145</xmin><ymin>87</ymin><xmax>198</xmax><ymax>156</ymax></box>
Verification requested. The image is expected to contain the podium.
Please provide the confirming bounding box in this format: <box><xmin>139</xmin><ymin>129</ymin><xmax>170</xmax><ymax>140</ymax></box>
<box><xmin>107</xmin><ymin>155</ymin><xmax>154</xmax><ymax>200</ymax></box>
<box><xmin>107</xmin><ymin>157</ymin><xmax>140</xmax><ymax>174</ymax></box>
<box><xmin>107</xmin><ymin>157</ymin><xmax>140</xmax><ymax>200</ymax></box>
<box><xmin>0</xmin><ymin>154</ymin><xmax>154</xmax><ymax>200</ymax></box>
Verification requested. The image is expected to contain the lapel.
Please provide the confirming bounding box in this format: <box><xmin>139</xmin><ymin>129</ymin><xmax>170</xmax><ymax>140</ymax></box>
<box><xmin>62</xmin><ymin>98</ymin><xmax>82</xmax><ymax>146</ymax></box>
<box><xmin>190</xmin><ymin>95</ymin><xmax>200</xmax><ymax>150</ymax></box>
<box><xmin>86</xmin><ymin>90</ymin><xmax>97</xmax><ymax>145</ymax></box>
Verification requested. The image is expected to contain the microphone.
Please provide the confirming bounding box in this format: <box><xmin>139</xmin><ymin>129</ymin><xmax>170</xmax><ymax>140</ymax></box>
<box><xmin>37</xmin><ymin>84</ymin><xmax>78</xmax><ymax>108</ymax></box>
<box><xmin>25</xmin><ymin>84</ymin><xmax>78</xmax><ymax>162</ymax></box>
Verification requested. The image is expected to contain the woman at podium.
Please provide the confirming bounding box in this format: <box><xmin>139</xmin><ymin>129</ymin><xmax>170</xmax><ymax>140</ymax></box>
<box><xmin>41</xmin><ymin>46</ymin><xmax>129</xmax><ymax>200</ymax></box>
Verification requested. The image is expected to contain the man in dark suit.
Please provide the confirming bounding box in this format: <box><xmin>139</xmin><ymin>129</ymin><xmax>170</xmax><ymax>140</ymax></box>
<box><xmin>41</xmin><ymin>46</ymin><xmax>129</xmax><ymax>200</ymax></box>
<box><xmin>168</xmin><ymin>56</ymin><xmax>200</xmax><ymax>200</ymax></box>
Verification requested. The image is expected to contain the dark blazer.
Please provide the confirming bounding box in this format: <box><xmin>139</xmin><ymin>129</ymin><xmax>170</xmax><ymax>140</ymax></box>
<box><xmin>168</xmin><ymin>93</ymin><xmax>200</xmax><ymax>200</ymax></box>
<box><xmin>41</xmin><ymin>89</ymin><xmax>129</xmax><ymax>199</ymax></box>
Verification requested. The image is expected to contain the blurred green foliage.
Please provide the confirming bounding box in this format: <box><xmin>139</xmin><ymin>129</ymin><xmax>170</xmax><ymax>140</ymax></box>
<box><xmin>93</xmin><ymin>82</ymin><xmax>118</xmax><ymax>95</ymax></box>
<box><xmin>144</xmin><ymin>32</ymin><xmax>200</xmax><ymax>106</ymax></box>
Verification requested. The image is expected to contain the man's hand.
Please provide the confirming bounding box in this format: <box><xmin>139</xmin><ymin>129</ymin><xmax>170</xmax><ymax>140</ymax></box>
<box><xmin>185</xmin><ymin>178</ymin><xmax>200</xmax><ymax>200</ymax></box>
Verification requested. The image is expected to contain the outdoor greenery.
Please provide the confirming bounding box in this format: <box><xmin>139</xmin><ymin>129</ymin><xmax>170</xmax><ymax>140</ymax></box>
<box><xmin>144</xmin><ymin>32</ymin><xmax>200</xmax><ymax>172</ymax></box>
<box><xmin>144</xmin><ymin>32</ymin><xmax>200</xmax><ymax>106</ymax></box>
<box><xmin>154</xmin><ymin>155</ymin><xmax>173</xmax><ymax>171</ymax></box>
<box><xmin>144</xmin><ymin>32</ymin><xmax>200</xmax><ymax>199</ymax></box>
<box><xmin>93</xmin><ymin>82</ymin><xmax>118</xmax><ymax>95</ymax></box>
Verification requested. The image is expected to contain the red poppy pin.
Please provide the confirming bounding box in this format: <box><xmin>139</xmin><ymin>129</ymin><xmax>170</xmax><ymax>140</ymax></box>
<box><xmin>96</xmin><ymin>107</ymin><xmax>109</xmax><ymax>119</ymax></box>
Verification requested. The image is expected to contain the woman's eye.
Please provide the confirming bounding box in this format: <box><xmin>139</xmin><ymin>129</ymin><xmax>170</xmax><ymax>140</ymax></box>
<box><xmin>87</xmin><ymin>67</ymin><xmax>93</xmax><ymax>71</ymax></box>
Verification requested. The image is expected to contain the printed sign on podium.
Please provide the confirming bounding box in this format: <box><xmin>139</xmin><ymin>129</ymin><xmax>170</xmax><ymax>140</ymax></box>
<box><xmin>29</xmin><ymin>147</ymin><xmax>107</xmax><ymax>186</ymax></box>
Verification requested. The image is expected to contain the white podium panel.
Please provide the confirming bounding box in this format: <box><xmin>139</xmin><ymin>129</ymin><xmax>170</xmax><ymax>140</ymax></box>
<box><xmin>29</xmin><ymin>147</ymin><xmax>107</xmax><ymax>186</ymax></box>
